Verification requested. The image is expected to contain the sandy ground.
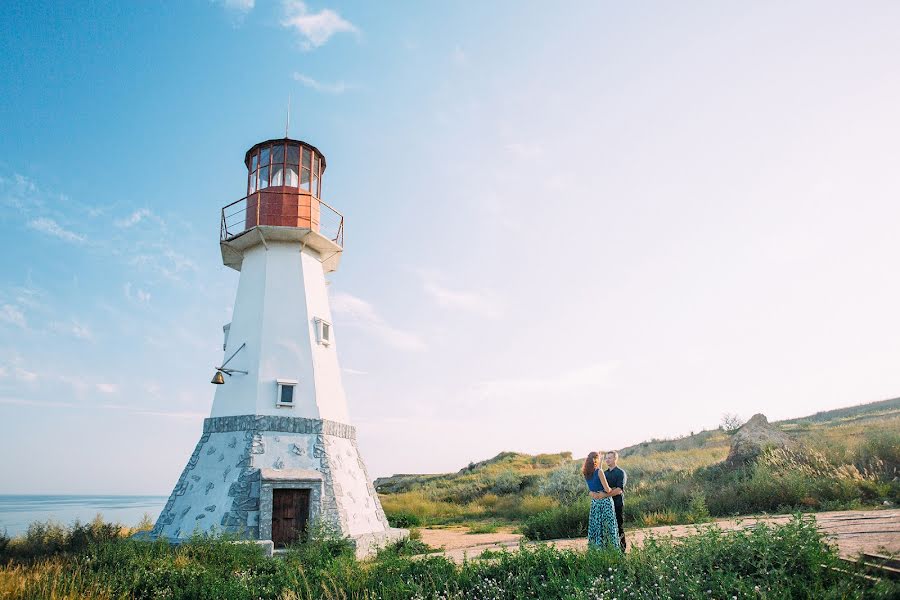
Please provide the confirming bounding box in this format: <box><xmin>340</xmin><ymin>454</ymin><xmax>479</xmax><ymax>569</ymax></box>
<box><xmin>417</xmin><ymin>509</ymin><xmax>900</xmax><ymax>563</ymax></box>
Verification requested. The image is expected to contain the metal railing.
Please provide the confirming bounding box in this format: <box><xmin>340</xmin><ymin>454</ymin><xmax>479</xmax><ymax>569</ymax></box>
<box><xmin>220</xmin><ymin>190</ymin><xmax>344</xmax><ymax>247</ymax></box>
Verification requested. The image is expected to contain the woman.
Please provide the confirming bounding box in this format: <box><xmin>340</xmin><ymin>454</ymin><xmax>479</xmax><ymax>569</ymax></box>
<box><xmin>583</xmin><ymin>451</ymin><xmax>622</xmax><ymax>551</ymax></box>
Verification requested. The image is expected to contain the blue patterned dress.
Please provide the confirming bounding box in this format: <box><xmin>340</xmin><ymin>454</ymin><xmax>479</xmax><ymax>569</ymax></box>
<box><xmin>585</xmin><ymin>469</ymin><xmax>621</xmax><ymax>551</ymax></box>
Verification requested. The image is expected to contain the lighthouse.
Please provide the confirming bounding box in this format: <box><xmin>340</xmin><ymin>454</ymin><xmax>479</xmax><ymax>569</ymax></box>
<box><xmin>150</xmin><ymin>137</ymin><xmax>404</xmax><ymax>555</ymax></box>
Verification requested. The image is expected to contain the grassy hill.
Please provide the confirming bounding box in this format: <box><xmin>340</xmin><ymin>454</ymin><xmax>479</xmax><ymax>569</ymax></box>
<box><xmin>377</xmin><ymin>398</ymin><xmax>900</xmax><ymax>537</ymax></box>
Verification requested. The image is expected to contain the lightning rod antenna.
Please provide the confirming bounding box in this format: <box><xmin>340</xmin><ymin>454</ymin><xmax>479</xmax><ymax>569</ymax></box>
<box><xmin>285</xmin><ymin>93</ymin><xmax>291</xmax><ymax>138</ymax></box>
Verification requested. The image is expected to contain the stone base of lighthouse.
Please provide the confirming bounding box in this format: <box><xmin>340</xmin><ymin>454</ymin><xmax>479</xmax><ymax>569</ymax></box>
<box><xmin>150</xmin><ymin>416</ymin><xmax>405</xmax><ymax>557</ymax></box>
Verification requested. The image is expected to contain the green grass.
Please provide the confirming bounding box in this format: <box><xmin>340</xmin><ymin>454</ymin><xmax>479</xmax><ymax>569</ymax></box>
<box><xmin>1</xmin><ymin>516</ymin><xmax>896</xmax><ymax>599</ymax></box>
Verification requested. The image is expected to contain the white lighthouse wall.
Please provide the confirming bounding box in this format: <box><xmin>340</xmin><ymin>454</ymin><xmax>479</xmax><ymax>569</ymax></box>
<box><xmin>210</xmin><ymin>241</ymin><xmax>349</xmax><ymax>424</ymax></box>
<box><xmin>299</xmin><ymin>249</ymin><xmax>350</xmax><ymax>424</ymax></box>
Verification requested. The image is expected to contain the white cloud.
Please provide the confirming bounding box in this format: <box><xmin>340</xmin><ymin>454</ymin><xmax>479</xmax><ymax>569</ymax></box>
<box><xmin>292</xmin><ymin>72</ymin><xmax>354</xmax><ymax>94</ymax></box>
<box><xmin>115</xmin><ymin>208</ymin><xmax>165</xmax><ymax>229</ymax></box>
<box><xmin>212</xmin><ymin>0</ymin><xmax>255</xmax><ymax>21</ymax></box>
<box><xmin>0</xmin><ymin>304</ymin><xmax>26</xmax><ymax>328</ymax></box>
<box><xmin>164</xmin><ymin>249</ymin><xmax>198</xmax><ymax>273</ymax></box>
<box><xmin>15</xmin><ymin>367</ymin><xmax>39</xmax><ymax>383</ymax></box>
<box><xmin>342</xmin><ymin>367</ymin><xmax>369</xmax><ymax>375</ymax></box>
<box><xmin>281</xmin><ymin>1</ymin><xmax>358</xmax><ymax>50</ymax></box>
<box><xmin>422</xmin><ymin>279</ymin><xmax>503</xmax><ymax>318</ymax></box>
<box><xmin>96</xmin><ymin>383</ymin><xmax>118</xmax><ymax>394</ymax></box>
<box><xmin>27</xmin><ymin>217</ymin><xmax>85</xmax><ymax>243</ymax></box>
<box><xmin>50</xmin><ymin>320</ymin><xmax>95</xmax><ymax>341</ymax></box>
<box><xmin>124</xmin><ymin>282</ymin><xmax>151</xmax><ymax>305</ymax></box>
<box><xmin>331</xmin><ymin>291</ymin><xmax>426</xmax><ymax>351</ymax></box>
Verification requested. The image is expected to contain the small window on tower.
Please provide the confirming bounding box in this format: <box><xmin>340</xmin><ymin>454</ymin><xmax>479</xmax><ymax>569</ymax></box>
<box><xmin>315</xmin><ymin>318</ymin><xmax>332</xmax><ymax>346</ymax></box>
<box><xmin>276</xmin><ymin>379</ymin><xmax>298</xmax><ymax>407</ymax></box>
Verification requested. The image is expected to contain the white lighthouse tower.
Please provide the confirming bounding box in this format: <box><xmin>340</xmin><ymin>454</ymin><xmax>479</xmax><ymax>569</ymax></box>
<box><xmin>150</xmin><ymin>137</ymin><xmax>404</xmax><ymax>554</ymax></box>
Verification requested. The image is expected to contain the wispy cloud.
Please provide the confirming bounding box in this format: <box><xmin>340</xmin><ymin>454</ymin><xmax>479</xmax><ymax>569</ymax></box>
<box><xmin>212</xmin><ymin>0</ymin><xmax>255</xmax><ymax>23</ymax></box>
<box><xmin>0</xmin><ymin>173</ymin><xmax>40</xmax><ymax>212</ymax></box>
<box><xmin>331</xmin><ymin>291</ymin><xmax>426</xmax><ymax>351</ymax></box>
<box><xmin>342</xmin><ymin>367</ymin><xmax>368</xmax><ymax>375</ymax></box>
<box><xmin>0</xmin><ymin>304</ymin><xmax>26</xmax><ymax>329</ymax></box>
<box><xmin>421</xmin><ymin>277</ymin><xmax>503</xmax><ymax>318</ymax></box>
<box><xmin>49</xmin><ymin>320</ymin><xmax>95</xmax><ymax>342</ymax></box>
<box><xmin>130</xmin><ymin>247</ymin><xmax>198</xmax><ymax>281</ymax></box>
<box><xmin>292</xmin><ymin>72</ymin><xmax>354</xmax><ymax>94</ymax></box>
<box><xmin>124</xmin><ymin>282</ymin><xmax>151</xmax><ymax>305</ymax></box>
<box><xmin>281</xmin><ymin>1</ymin><xmax>358</xmax><ymax>50</ymax></box>
<box><xmin>27</xmin><ymin>217</ymin><xmax>85</xmax><ymax>243</ymax></box>
<box><xmin>115</xmin><ymin>208</ymin><xmax>165</xmax><ymax>229</ymax></box>
<box><xmin>96</xmin><ymin>383</ymin><xmax>118</xmax><ymax>394</ymax></box>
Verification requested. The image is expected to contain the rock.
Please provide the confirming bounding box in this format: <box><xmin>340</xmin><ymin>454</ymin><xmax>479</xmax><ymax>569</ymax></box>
<box><xmin>726</xmin><ymin>414</ymin><xmax>793</xmax><ymax>466</ymax></box>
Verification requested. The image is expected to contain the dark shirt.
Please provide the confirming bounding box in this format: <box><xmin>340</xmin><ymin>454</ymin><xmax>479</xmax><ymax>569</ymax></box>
<box><xmin>604</xmin><ymin>467</ymin><xmax>626</xmax><ymax>509</ymax></box>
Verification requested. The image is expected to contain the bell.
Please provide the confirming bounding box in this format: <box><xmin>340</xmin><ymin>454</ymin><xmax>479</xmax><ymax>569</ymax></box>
<box><xmin>210</xmin><ymin>370</ymin><xmax>226</xmax><ymax>385</ymax></box>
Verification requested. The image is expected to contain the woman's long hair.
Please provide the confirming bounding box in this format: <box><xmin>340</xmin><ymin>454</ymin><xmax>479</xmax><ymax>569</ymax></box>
<box><xmin>582</xmin><ymin>451</ymin><xmax>600</xmax><ymax>480</ymax></box>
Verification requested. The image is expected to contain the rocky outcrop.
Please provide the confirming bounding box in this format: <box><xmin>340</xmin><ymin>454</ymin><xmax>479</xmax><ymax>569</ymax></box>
<box><xmin>726</xmin><ymin>414</ymin><xmax>793</xmax><ymax>466</ymax></box>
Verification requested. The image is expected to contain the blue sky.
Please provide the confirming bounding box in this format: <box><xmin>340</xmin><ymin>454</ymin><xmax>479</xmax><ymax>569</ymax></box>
<box><xmin>2</xmin><ymin>1</ymin><xmax>900</xmax><ymax>494</ymax></box>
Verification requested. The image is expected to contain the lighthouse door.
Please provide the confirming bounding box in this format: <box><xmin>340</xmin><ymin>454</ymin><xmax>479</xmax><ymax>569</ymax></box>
<box><xmin>272</xmin><ymin>489</ymin><xmax>310</xmax><ymax>547</ymax></box>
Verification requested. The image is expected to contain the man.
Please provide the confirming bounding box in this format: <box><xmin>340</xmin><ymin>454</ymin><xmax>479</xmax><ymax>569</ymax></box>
<box><xmin>604</xmin><ymin>450</ymin><xmax>627</xmax><ymax>551</ymax></box>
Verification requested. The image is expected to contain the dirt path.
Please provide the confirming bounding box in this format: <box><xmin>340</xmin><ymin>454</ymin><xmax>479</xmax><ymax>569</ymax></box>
<box><xmin>417</xmin><ymin>509</ymin><xmax>900</xmax><ymax>563</ymax></box>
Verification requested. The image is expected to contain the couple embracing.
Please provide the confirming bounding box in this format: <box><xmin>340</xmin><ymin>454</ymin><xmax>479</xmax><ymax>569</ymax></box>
<box><xmin>583</xmin><ymin>450</ymin><xmax>626</xmax><ymax>551</ymax></box>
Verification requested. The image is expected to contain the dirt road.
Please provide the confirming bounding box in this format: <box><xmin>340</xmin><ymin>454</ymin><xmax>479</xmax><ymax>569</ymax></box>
<box><xmin>417</xmin><ymin>509</ymin><xmax>899</xmax><ymax>563</ymax></box>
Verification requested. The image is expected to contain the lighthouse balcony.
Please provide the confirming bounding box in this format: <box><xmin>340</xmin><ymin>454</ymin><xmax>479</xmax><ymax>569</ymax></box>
<box><xmin>219</xmin><ymin>190</ymin><xmax>344</xmax><ymax>272</ymax></box>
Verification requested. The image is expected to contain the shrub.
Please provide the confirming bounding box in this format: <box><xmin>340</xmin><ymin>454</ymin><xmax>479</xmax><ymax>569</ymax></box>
<box><xmin>1</xmin><ymin>516</ymin><xmax>125</xmax><ymax>562</ymax></box>
<box><xmin>521</xmin><ymin>499</ymin><xmax>589</xmax><ymax>540</ymax></box>
<box><xmin>491</xmin><ymin>469</ymin><xmax>524</xmax><ymax>495</ymax></box>
<box><xmin>374</xmin><ymin>536</ymin><xmax>431</xmax><ymax>558</ymax></box>
<box><xmin>687</xmin><ymin>489</ymin><xmax>711</xmax><ymax>523</ymax></box>
<box><xmin>639</xmin><ymin>509</ymin><xmax>679</xmax><ymax>527</ymax></box>
<box><xmin>386</xmin><ymin>510</ymin><xmax>421</xmax><ymax>528</ymax></box>
<box><xmin>537</xmin><ymin>464</ymin><xmax>586</xmax><ymax>505</ymax></box>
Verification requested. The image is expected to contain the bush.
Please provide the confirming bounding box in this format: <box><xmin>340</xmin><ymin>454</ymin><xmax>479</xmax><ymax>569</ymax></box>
<box><xmin>375</xmin><ymin>536</ymin><xmax>431</xmax><ymax>558</ymax></box>
<box><xmin>386</xmin><ymin>510</ymin><xmax>422</xmax><ymax>528</ymax></box>
<box><xmin>521</xmin><ymin>499</ymin><xmax>589</xmax><ymax>540</ymax></box>
<box><xmin>491</xmin><ymin>469</ymin><xmax>524</xmax><ymax>495</ymax></box>
<box><xmin>1</xmin><ymin>516</ymin><xmax>124</xmax><ymax>562</ymax></box>
<box><xmin>537</xmin><ymin>464</ymin><xmax>586</xmax><ymax>505</ymax></box>
<box><xmin>687</xmin><ymin>489</ymin><xmax>711</xmax><ymax>523</ymax></box>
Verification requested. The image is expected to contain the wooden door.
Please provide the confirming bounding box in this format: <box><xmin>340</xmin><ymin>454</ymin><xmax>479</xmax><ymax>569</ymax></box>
<box><xmin>272</xmin><ymin>489</ymin><xmax>310</xmax><ymax>547</ymax></box>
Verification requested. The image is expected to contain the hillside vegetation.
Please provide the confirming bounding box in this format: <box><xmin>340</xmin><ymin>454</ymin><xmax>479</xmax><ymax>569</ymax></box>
<box><xmin>377</xmin><ymin>398</ymin><xmax>900</xmax><ymax>537</ymax></box>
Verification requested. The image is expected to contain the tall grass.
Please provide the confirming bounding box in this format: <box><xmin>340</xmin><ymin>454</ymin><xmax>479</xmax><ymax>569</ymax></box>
<box><xmin>1</xmin><ymin>516</ymin><xmax>895</xmax><ymax>599</ymax></box>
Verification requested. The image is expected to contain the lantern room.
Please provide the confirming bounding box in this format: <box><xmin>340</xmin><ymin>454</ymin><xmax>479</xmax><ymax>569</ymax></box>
<box><xmin>220</xmin><ymin>137</ymin><xmax>344</xmax><ymax>273</ymax></box>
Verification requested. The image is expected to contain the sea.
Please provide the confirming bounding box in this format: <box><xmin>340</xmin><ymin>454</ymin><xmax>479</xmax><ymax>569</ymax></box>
<box><xmin>0</xmin><ymin>495</ymin><xmax>169</xmax><ymax>537</ymax></box>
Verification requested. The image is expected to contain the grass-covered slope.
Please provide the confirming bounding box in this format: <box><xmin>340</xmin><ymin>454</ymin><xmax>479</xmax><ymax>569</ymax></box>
<box><xmin>377</xmin><ymin>398</ymin><xmax>900</xmax><ymax>534</ymax></box>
